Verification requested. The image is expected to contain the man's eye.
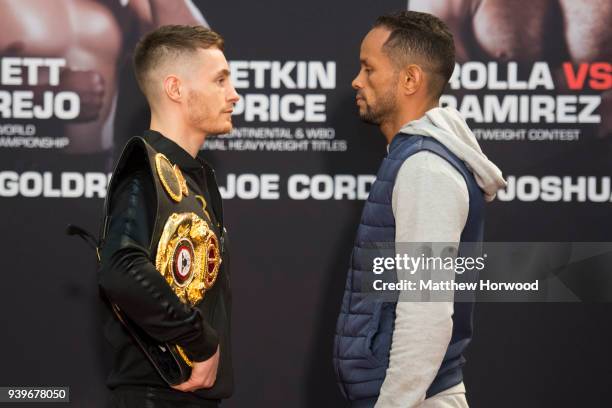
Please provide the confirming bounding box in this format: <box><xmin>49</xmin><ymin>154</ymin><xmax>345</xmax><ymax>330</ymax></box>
<box><xmin>217</xmin><ymin>78</ymin><xmax>225</xmax><ymax>85</ymax></box>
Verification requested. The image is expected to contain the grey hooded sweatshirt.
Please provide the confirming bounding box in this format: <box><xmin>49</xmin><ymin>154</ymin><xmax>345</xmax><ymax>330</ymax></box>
<box><xmin>375</xmin><ymin>107</ymin><xmax>506</xmax><ymax>408</ymax></box>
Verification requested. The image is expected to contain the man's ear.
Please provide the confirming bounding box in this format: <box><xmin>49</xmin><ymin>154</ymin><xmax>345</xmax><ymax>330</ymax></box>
<box><xmin>402</xmin><ymin>64</ymin><xmax>424</xmax><ymax>96</ymax></box>
<box><xmin>163</xmin><ymin>74</ymin><xmax>182</xmax><ymax>102</ymax></box>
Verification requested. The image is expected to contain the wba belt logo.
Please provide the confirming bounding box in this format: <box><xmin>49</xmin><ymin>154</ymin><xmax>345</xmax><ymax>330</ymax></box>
<box><xmin>172</xmin><ymin>238</ymin><xmax>195</xmax><ymax>285</ymax></box>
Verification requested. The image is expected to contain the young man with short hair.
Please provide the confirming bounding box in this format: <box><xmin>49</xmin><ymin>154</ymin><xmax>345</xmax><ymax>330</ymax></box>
<box><xmin>99</xmin><ymin>25</ymin><xmax>239</xmax><ymax>407</ymax></box>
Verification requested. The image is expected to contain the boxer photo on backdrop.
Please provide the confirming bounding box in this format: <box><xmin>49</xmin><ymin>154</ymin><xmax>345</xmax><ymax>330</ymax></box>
<box><xmin>408</xmin><ymin>0</ymin><xmax>611</xmax><ymax>140</ymax></box>
<box><xmin>0</xmin><ymin>0</ymin><xmax>206</xmax><ymax>156</ymax></box>
<box><xmin>98</xmin><ymin>25</ymin><xmax>239</xmax><ymax>408</ymax></box>
<box><xmin>333</xmin><ymin>11</ymin><xmax>506</xmax><ymax>408</ymax></box>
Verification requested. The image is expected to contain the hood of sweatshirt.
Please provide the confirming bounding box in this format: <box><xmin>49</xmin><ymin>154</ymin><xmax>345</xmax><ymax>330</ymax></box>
<box><xmin>399</xmin><ymin>106</ymin><xmax>507</xmax><ymax>202</ymax></box>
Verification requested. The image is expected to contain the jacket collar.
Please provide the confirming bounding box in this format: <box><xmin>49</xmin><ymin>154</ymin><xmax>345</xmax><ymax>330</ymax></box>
<box><xmin>143</xmin><ymin>130</ymin><xmax>203</xmax><ymax>171</ymax></box>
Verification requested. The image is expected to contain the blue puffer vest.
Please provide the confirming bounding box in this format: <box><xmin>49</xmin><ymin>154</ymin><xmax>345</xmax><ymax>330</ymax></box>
<box><xmin>333</xmin><ymin>133</ymin><xmax>485</xmax><ymax>406</ymax></box>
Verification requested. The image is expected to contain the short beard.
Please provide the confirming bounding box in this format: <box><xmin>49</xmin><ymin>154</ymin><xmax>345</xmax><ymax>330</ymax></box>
<box><xmin>187</xmin><ymin>89</ymin><xmax>210</xmax><ymax>128</ymax></box>
<box><xmin>359</xmin><ymin>84</ymin><xmax>397</xmax><ymax>125</ymax></box>
<box><xmin>186</xmin><ymin>90</ymin><xmax>232</xmax><ymax>135</ymax></box>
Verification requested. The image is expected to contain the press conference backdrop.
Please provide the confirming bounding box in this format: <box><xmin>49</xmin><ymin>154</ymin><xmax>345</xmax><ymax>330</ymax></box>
<box><xmin>1</xmin><ymin>0</ymin><xmax>611</xmax><ymax>407</ymax></box>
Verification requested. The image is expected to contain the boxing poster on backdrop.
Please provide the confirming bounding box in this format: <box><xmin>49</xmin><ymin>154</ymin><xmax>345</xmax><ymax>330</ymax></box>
<box><xmin>409</xmin><ymin>0</ymin><xmax>612</xmax><ymax>208</ymax></box>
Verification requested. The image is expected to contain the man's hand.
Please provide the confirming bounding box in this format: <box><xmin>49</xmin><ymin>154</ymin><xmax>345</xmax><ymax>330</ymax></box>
<box><xmin>172</xmin><ymin>345</ymin><xmax>220</xmax><ymax>392</ymax></box>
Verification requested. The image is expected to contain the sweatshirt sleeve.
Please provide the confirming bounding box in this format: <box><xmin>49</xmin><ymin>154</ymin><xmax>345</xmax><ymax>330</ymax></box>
<box><xmin>374</xmin><ymin>151</ymin><xmax>468</xmax><ymax>407</ymax></box>
<box><xmin>98</xmin><ymin>168</ymin><xmax>219</xmax><ymax>362</ymax></box>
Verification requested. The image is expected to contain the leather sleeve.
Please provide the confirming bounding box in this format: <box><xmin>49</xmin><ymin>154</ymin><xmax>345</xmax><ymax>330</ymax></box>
<box><xmin>98</xmin><ymin>167</ymin><xmax>218</xmax><ymax>362</ymax></box>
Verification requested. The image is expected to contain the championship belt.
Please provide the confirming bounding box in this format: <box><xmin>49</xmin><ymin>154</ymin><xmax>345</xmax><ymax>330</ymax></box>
<box><xmin>79</xmin><ymin>143</ymin><xmax>225</xmax><ymax>387</ymax></box>
<box><xmin>155</xmin><ymin>212</ymin><xmax>222</xmax><ymax>366</ymax></box>
<box><xmin>137</xmin><ymin>152</ymin><xmax>223</xmax><ymax>382</ymax></box>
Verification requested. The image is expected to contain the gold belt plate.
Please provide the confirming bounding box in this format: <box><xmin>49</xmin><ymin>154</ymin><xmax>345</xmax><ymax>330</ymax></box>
<box><xmin>155</xmin><ymin>212</ymin><xmax>222</xmax><ymax>306</ymax></box>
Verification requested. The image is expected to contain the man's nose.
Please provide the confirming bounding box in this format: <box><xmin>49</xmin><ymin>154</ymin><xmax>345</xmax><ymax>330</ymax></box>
<box><xmin>228</xmin><ymin>84</ymin><xmax>240</xmax><ymax>103</ymax></box>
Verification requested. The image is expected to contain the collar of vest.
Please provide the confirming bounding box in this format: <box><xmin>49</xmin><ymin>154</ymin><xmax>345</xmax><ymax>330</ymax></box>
<box><xmin>388</xmin><ymin>132</ymin><xmax>420</xmax><ymax>153</ymax></box>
